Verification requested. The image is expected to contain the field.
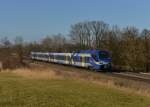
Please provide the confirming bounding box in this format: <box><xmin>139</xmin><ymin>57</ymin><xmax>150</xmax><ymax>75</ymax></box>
<box><xmin>0</xmin><ymin>63</ymin><xmax>150</xmax><ymax>107</ymax></box>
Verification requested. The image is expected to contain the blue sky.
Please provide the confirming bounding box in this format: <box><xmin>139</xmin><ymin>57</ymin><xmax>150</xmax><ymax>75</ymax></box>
<box><xmin>0</xmin><ymin>0</ymin><xmax>150</xmax><ymax>41</ymax></box>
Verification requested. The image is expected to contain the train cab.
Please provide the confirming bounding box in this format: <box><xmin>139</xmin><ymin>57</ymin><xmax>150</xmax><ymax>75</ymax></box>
<box><xmin>80</xmin><ymin>50</ymin><xmax>112</xmax><ymax>71</ymax></box>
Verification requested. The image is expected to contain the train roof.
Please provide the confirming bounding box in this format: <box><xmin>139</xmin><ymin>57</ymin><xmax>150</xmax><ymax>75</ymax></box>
<box><xmin>80</xmin><ymin>50</ymin><xmax>109</xmax><ymax>54</ymax></box>
<box><xmin>31</xmin><ymin>50</ymin><xmax>110</xmax><ymax>55</ymax></box>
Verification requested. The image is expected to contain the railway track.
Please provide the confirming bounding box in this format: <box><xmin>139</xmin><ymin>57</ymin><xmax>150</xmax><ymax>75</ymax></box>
<box><xmin>26</xmin><ymin>59</ymin><xmax>150</xmax><ymax>84</ymax></box>
<box><xmin>110</xmin><ymin>72</ymin><xmax>150</xmax><ymax>84</ymax></box>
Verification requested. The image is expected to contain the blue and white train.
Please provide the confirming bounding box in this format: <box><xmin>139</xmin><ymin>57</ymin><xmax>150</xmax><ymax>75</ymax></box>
<box><xmin>31</xmin><ymin>50</ymin><xmax>112</xmax><ymax>71</ymax></box>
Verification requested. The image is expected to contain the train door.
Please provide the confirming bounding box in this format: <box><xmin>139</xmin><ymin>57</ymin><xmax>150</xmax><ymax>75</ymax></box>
<box><xmin>81</xmin><ymin>56</ymin><xmax>85</xmax><ymax>67</ymax></box>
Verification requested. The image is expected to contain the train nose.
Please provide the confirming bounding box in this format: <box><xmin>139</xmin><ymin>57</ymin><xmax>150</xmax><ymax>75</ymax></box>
<box><xmin>99</xmin><ymin>64</ymin><xmax>111</xmax><ymax>70</ymax></box>
<box><xmin>100</xmin><ymin>65</ymin><xmax>107</xmax><ymax>69</ymax></box>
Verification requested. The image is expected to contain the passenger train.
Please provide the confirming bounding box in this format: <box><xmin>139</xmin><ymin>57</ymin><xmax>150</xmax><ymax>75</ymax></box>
<box><xmin>31</xmin><ymin>50</ymin><xmax>112</xmax><ymax>71</ymax></box>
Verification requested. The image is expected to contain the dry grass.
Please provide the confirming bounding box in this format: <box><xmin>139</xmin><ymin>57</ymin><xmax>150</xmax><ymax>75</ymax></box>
<box><xmin>1</xmin><ymin>70</ymin><xmax>150</xmax><ymax>107</ymax></box>
<box><xmin>3</xmin><ymin>63</ymin><xmax>150</xmax><ymax>97</ymax></box>
<box><xmin>9</xmin><ymin>68</ymin><xmax>62</xmax><ymax>80</ymax></box>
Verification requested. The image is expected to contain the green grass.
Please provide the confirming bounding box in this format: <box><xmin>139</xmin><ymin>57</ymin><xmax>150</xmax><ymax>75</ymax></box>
<box><xmin>0</xmin><ymin>72</ymin><xmax>150</xmax><ymax>107</ymax></box>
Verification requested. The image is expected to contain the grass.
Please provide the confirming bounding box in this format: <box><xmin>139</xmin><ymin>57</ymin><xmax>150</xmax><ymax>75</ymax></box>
<box><xmin>30</xmin><ymin>62</ymin><xmax>150</xmax><ymax>96</ymax></box>
<box><xmin>0</xmin><ymin>68</ymin><xmax>150</xmax><ymax>107</ymax></box>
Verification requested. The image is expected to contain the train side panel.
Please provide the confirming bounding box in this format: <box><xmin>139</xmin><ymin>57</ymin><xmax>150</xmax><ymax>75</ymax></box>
<box><xmin>31</xmin><ymin>51</ymin><xmax>111</xmax><ymax>71</ymax></box>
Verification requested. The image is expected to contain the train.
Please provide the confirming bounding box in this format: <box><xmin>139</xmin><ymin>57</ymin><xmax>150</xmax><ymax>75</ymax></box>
<box><xmin>31</xmin><ymin>50</ymin><xmax>112</xmax><ymax>71</ymax></box>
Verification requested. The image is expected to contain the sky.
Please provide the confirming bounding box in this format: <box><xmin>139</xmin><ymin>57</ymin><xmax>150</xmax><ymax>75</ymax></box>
<box><xmin>0</xmin><ymin>0</ymin><xmax>150</xmax><ymax>41</ymax></box>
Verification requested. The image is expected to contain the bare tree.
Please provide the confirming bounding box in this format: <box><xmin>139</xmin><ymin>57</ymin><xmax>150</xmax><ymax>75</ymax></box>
<box><xmin>84</xmin><ymin>22</ymin><xmax>91</xmax><ymax>49</ymax></box>
<box><xmin>14</xmin><ymin>36</ymin><xmax>24</xmax><ymax>64</ymax></box>
<box><xmin>69</xmin><ymin>23</ymin><xmax>85</xmax><ymax>49</ymax></box>
<box><xmin>106</xmin><ymin>26</ymin><xmax>123</xmax><ymax>67</ymax></box>
<box><xmin>54</xmin><ymin>34</ymin><xmax>66</xmax><ymax>52</ymax></box>
<box><xmin>141</xmin><ymin>29</ymin><xmax>150</xmax><ymax>72</ymax></box>
<box><xmin>0</xmin><ymin>37</ymin><xmax>12</xmax><ymax>69</ymax></box>
<box><xmin>89</xmin><ymin>21</ymin><xmax>109</xmax><ymax>49</ymax></box>
<box><xmin>121</xmin><ymin>26</ymin><xmax>140</xmax><ymax>71</ymax></box>
<box><xmin>41</xmin><ymin>36</ymin><xmax>52</xmax><ymax>51</ymax></box>
<box><xmin>0</xmin><ymin>36</ymin><xmax>11</xmax><ymax>48</ymax></box>
<box><xmin>69</xmin><ymin>21</ymin><xmax>109</xmax><ymax>50</ymax></box>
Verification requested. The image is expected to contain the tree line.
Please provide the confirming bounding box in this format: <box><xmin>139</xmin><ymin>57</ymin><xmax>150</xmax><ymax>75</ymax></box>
<box><xmin>69</xmin><ymin>21</ymin><xmax>150</xmax><ymax>72</ymax></box>
<box><xmin>0</xmin><ymin>21</ymin><xmax>150</xmax><ymax>72</ymax></box>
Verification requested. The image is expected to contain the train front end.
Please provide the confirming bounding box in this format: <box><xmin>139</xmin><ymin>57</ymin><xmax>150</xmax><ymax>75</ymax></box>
<box><xmin>90</xmin><ymin>50</ymin><xmax>112</xmax><ymax>71</ymax></box>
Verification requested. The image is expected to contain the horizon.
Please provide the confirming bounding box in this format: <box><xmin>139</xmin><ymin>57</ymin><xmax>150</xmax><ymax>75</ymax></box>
<box><xmin>0</xmin><ymin>0</ymin><xmax>150</xmax><ymax>41</ymax></box>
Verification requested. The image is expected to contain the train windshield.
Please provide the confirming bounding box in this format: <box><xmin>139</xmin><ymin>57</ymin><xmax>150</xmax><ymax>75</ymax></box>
<box><xmin>99</xmin><ymin>52</ymin><xmax>110</xmax><ymax>59</ymax></box>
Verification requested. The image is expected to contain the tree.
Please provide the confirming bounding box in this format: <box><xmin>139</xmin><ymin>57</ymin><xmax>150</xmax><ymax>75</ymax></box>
<box><xmin>0</xmin><ymin>36</ymin><xmax>11</xmax><ymax>48</ymax></box>
<box><xmin>121</xmin><ymin>26</ymin><xmax>140</xmax><ymax>71</ymax></box>
<box><xmin>69</xmin><ymin>21</ymin><xmax>109</xmax><ymax>50</ymax></box>
<box><xmin>141</xmin><ymin>29</ymin><xmax>150</xmax><ymax>72</ymax></box>
<box><xmin>69</xmin><ymin>22</ymin><xmax>85</xmax><ymax>49</ymax></box>
<box><xmin>89</xmin><ymin>21</ymin><xmax>109</xmax><ymax>49</ymax></box>
<box><xmin>51</xmin><ymin>34</ymin><xmax>66</xmax><ymax>52</ymax></box>
<box><xmin>41</xmin><ymin>36</ymin><xmax>52</xmax><ymax>51</ymax></box>
<box><xmin>14</xmin><ymin>36</ymin><xmax>24</xmax><ymax>64</ymax></box>
<box><xmin>107</xmin><ymin>26</ymin><xmax>123</xmax><ymax>66</ymax></box>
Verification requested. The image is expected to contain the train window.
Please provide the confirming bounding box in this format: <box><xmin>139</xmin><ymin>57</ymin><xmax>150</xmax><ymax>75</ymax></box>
<box><xmin>56</xmin><ymin>55</ymin><xmax>58</xmax><ymax>60</ymax></box>
<box><xmin>92</xmin><ymin>54</ymin><xmax>98</xmax><ymax>61</ymax></box>
<box><xmin>73</xmin><ymin>56</ymin><xmax>77</xmax><ymax>62</ymax></box>
<box><xmin>61</xmin><ymin>56</ymin><xmax>64</xmax><ymax>60</ymax></box>
<box><xmin>73</xmin><ymin>56</ymin><xmax>81</xmax><ymax>62</ymax></box>
<box><xmin>33</xmin><ymin>54</ymin><xmax>36</xmax><ymax>57</ymax></box>
<box><xmin>44</xmin><ymin>55</ymin><xmax>47</xmax><ymax>58</ymax></box>
<box><xmin>85</xmin><ymin>57</ymin><xmax>90</xmax><ymax>63</ymax></box>
<box><xmin>80</xmin><ymin>57</ymin><xmax>82</xmax><ymax>62</ymax></box>
<box><xmin>46</xmin><ymin>55</ymin><xmax>49</xmax><ymax>58</ymax></box>
<box><xmin>55</xmin><ymin>55</ymin><xmax>65</xmax><ymax>60</ymax></box>
<box><xmin>49</xmin><ymin>55</ymin><xmax>54</xmax><ymax>59</ymax></box>
<box><xmin>38</xmin><ymin>54</ymin><xmax>40</xmax><ymax>57</ymax></box>
<box><xmin>40</xmin><ymin>54</ymin><xmax>43</xmax><ymax>57</ymax></box>
<box><xmin>52</xmin><ymin>55</ymin><xmax>54</xmax><ymax>59</ymax></box>
<box><xmin>78</xmin><ymin>56</ymin><xmax>82</xmax><ymax>62</ymax></box>
<box><xmin>55</xmin><ymin>55</ymin><xmax>58</xmax><ymax>59</ymax></box>
<box><xmin>99</xmin><ymin>52</ymin><xmax>110</xmax><ymax>59</ymax></box>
